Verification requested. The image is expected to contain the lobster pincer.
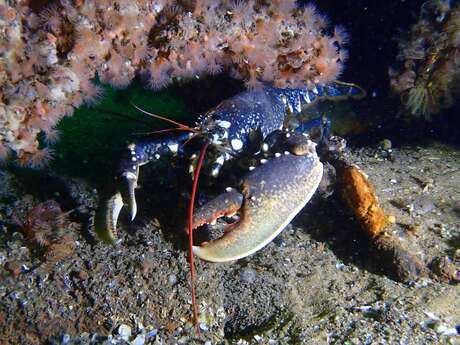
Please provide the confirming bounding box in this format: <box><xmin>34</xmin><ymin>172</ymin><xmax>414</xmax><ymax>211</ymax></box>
<box><xmin>191</xmin><ymin>134</ymin><xmax>324</xmax><ymax>262</ymax></box>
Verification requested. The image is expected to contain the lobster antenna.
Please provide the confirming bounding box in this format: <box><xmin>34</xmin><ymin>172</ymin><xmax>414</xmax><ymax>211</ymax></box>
<box><xmin>188</xmin><ymin>142</ymin><xmax>209</xmax><ymax>331</ymax></box>
<box><xmin>132</xmin><ymin>127</ymin><xmax>197</xmax><ymax>136</ymax></box>
<box><xmin>97</xmin><ymin>108</ymin><xmax>156</xmax><ymax>127</ymax></box>
<box><xmin>131</xmin><ymin>102</ymin><xmax>198</xmax><ymax>133</ymax></box>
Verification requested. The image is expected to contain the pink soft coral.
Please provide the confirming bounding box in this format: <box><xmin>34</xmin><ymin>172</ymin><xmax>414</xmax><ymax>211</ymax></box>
<box><xmin>0</xmin><ymin>0</ymin><xmax>349</xmax><ymax>165</ymax></box>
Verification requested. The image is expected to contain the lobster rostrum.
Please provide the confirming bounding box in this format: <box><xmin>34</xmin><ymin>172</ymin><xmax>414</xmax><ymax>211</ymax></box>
<box><xmin>96</xmin><ymin>80</ymin><xmax>365</xmax><ymax>246</ymax></box>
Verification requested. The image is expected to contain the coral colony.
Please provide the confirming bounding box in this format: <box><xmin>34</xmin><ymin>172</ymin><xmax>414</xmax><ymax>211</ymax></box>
<box><xmin>0</xmin><ymin>0</ymin><xmax>348</xmax><ymax>167</ymax></box>
<box><xmin>390</xmin><ymin>2</ymin><xmax>460</xmax><ymax>120</ymax></box>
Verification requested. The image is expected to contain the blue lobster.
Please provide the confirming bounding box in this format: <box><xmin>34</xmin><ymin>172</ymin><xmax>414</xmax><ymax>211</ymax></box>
<box><xmin>95</xmin><ymin>81</ymin><xmax>365</xmax><ymax>261</ymax></box>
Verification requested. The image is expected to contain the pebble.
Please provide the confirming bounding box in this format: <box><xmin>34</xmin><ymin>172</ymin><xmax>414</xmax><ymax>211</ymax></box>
<box><xmin>178</xmin><ymin>336</ymin><xmax>189</xmax><ymax>344</ymax></box>
<box><xmin>454</xmin><ymin>249</ymin><xmax>460</xmax><ymax>260</ymax></box>
<box><xmin>146</xmin><ymin>329</ymin><xmax>158</xmax><ymax>339</ymax></box>
<box><xmin>433</xmin><ymin>323</ymin><xmax>458</xmax><ymax>336</ymax></box>
<box><xmin>380</xmin><ymin>139</ymin><xmax>392</xmax><ymax>150</ymax></box>
<box><xmin>239</xmin><ymin>267</ymin><xmax>257</xmax><ymax>283</ymax></box>
<box><xmin>131</xmin><ymin>334</ymin><xmax>145</xmax><ymax>345</ymax></box>
<box><xmin>4</xmin><ymin>261</ymin><xmax>21</xmax><ymax>277</ymax></box>
<box><xmin>77</xmin><ymin>270</ymin><xmax>88</xmax><ymax>281</ymax></box>
<box><xmin>61</xmin><ymin>334</ymin><xmax>70</xmax><ymax>344</ymax></box>
<box><xmin>413</xmin><ymin>198</ymin><xmax>435</xmax><ymax>215</ymax></box>
<box><xmin>118</xmin><ymin>324</ymin><xmax>131</xmax><ymax>340</ymax></box>
<box><xmin>168</xmin><ymin>273</ymin><xmax>177</xmax><ymax>285</ymax></box>
<box><xmin>199</xmin><ymin>322</ymin><xmax>209</xmax><ymax>332</ymax></box>
<box><xmin>387</xmin><ymin>215</ymin><xmax>396</xmax><ymax>224</ymax></box>
<box><xmin>335</xmin><ymin>262</ymin><xmax>345</xmax><ymax>270</ymax></box>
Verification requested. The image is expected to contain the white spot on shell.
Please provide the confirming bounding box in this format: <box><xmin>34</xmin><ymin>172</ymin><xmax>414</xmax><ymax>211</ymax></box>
<box><xmin>231</xmin><ymin>139</ymin><xmax>243</xmax><ymax>151</ymax></box>
<box><xmin>295</xmin><ymin>98</ymin><xmax>302</xmax><ymax>112</ymax></box>
<box><xmin>155</xmin><ymin>154</ymin><xmax>160</xmax><ymax>159</ymax></box>
<box><xmin>211</xmin><ymin>167</ymin><xmax>219</xmax><ymax>177</ymax></box>
<box><xmin>284</xmin><ymin>151</ymin><xmax>290</xmax><ymax>155</ymax></box>
<box><xmin>168</xmin><ymin>143</ymin><xmax>179</xmax><ymax>153</ymax></box>
<box><xmin>262</xmin><ymin>143</ymin><xmax>269</xmax><ymax>152</ymax></box>
<box><xmin>216</xmin><ymin>156</ymin><xmax>225</xmax><ymax>165</ymax></box>
<box><xmin>225</xmin><ymin>187</ymin><xmax>233</xmax><ymax>192</ymax></box>
<box><xmin>275</xmin><ymin>153</ymin><xmax>281</xmax><ymax>157</ymax></box>
<box><xmin>131</xmin><ymin>157</ymin><xmax>137</xmax><ymax>162</ymax></box>
<box><xmin>249</xmin><ymin>166</ymin><xmax>255</xmax><ymax>171</ymax></box>
<box><xmin>123</xmin><ymin>171</ymin><xmax>137</xmax><ymax>180</ymax></box>
<box><xmin>212</xmin><ymin>133</ymin><xmax>220</xmax><ymax>143</ymax></box>
<box><xmin>216</xmin><ymin>120</ymin><xmax>231</xmax><ymax>128</ymax></box>
<box><xmin>260</xmin><ymin>159</ymin><xmax>267</xmax><ymax>164</ymax></box>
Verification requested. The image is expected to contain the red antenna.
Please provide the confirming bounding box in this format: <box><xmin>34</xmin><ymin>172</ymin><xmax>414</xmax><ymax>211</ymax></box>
<box><xmin>132</xmin><ymin>127</ymin><xmax>198</xmax><ymax>136</ymax></box>
<box><xmin>131</xmin><ymin>103</ymin><xmax>198</xmax><ymax>133</ymax></box>
<box><xmin>188</xmin><ymin>142</ymin><xmax>209</xmax><ymax>331</ymax></box>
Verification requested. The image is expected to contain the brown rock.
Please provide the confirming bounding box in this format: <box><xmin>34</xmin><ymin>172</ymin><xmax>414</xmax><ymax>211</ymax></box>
<box><xmin>338</xmin><ymin>164</ymin><xmax>388</xmax><ymax>236</ymax></box>
<box><xmin>4</xmin><ymin>261</ymin><xmax>21</xmax><ymax>277</ymax></box>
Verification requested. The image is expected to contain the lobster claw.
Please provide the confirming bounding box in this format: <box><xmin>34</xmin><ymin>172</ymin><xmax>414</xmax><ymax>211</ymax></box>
<box><xmin>192</xmin><ymin>134</ymin><xmax>323</xmax><ymax>262</ymax></box>
<box><xmin>118</xmin><ymin>170</ymin><xmax>139</xmax><ymax>221</ymax></box>
<box><xmin>95</xmin><ymin>167</ymin><xmax>139</xmax><ymax>243</ymax></box>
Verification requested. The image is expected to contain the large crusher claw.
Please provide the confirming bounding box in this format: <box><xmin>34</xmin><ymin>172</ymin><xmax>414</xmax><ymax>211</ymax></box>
<box><xmin>191</xmin><ymin>135</ymin><xmax>324</xmax><ymax>262</ymax></box>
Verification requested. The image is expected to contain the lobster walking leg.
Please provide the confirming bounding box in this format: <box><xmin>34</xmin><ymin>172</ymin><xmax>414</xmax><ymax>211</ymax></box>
<box><xmin>95</xmin><ymin>132</ymin><xmax>194</xmax><ymax>242</ymax></box>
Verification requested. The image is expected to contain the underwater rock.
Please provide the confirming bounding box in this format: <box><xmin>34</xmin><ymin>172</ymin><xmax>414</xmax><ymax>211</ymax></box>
<box><xmin>337</xmin><ymin>164</ymin><xmax>388</xmax><ymax>236</ymax></box>
<box><xmin>336</xmin><ymin>161</ymin><xmax>428</xmax><ymax>282</ymax></box>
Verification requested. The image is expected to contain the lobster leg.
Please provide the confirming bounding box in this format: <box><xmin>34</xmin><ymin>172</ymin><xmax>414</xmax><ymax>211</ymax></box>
<box><xmin>294</xmin><ymin>113</ymin><xmax>332</xmax><ymax>143</ymax></box>
<box><xmin>277</xmin><ymin>81</ymin><xmax>366</xmax><ymax>114</ymax></box>
<box><xmin>95</xmin><ymin>132</ymin><xmax>193</xmax><ymax>242</ymax></box>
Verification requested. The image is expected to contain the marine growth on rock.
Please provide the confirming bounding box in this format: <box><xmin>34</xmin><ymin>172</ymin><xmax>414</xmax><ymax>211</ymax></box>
<box><xmin>389</xmin><ymin>1</ymin><xmax>460</xmax><ymax>120</ymax></box>
<box><xmin>0</xmin><ymin>0</ymin><xmax>348</xmax><ymax>167</ymax></box>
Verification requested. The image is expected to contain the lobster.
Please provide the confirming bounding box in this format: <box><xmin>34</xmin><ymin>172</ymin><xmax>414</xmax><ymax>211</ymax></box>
<box><xmin>95</xmin><ymin>81</ymin><xmax>364</xmax><ymax>240</ymax></box>
<box><xmin>95</xmin><ymin>80</ymin><xmax>365</xmax><ymax>325</ymax></box>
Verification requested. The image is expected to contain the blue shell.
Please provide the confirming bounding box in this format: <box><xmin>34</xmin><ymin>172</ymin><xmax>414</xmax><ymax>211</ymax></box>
<box><xmin>200</xmin><ymin>81</ymin><xmax>365</xmax><ymax>153</ymax></box>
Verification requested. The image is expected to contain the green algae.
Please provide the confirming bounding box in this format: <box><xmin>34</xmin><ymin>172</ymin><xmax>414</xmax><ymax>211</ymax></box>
<box><xmin>51</xmin><ymin>79</ymin><xmax>191</xmax><ymax>184</ymax></box>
